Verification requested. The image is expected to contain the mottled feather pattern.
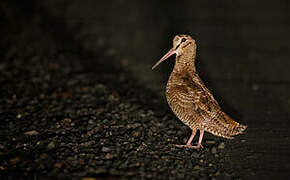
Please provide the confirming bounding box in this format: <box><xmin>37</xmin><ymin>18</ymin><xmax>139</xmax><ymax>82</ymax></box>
<box><xmin>166</xmin><ymin>64</ymin><xmax>247</xmax><ymax>139</ymax></box>
<box><xmin>153</xmin><ymin>34</ymin><xmax>246</xmax><ymax>148</ymax></box>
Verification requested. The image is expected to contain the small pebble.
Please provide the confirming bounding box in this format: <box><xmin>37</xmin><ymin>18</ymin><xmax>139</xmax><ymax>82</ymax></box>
<box><xmin>54</xmin><ymin>163</ymin><xmax>63</xmax><ymax>168</ymax></box>
<box><xmin>94</xmin><ymin>168</ymin><xmax>107</xmax><ymax>174</ymax></box>
<box><xmin>88</xmin><ymin>120</ymin><xmax>95</xmax><ymax>125</ymax></box>
<box><xmin>82</xmin><ymin>178</ymin><xmax>96</xmax><ymax>180</ymax></box>
<box><xmin>131</xmin><ymin>131</ymin><xmax>139</xmax><ymax>137</ymax></box>
<box><xmin>102</xmin><ymin>147</ymin><xmax>111</xmax><ymax>152</ymax></box>
<box><xmin>24</xmin><ymin>130</ymin><xmax>39</xmax><ymax>136</ymax></box>
<box><xmin>0</xmin><ymin>144</ymin><xmax>5</xmax><ymax>149</ymax></box>
<box><xmin>47</xmin><ymin>142</ymin><xmax>56</xmax><ymax>150</ymax></box>
<box><xmin>215</xmin><ymin>171</ymin><xmax>221</xmax><ymax>176</ymax></box>
<box><xmin>191</xmin><ymin>152</ymin><xmax>199</xmax><ymax>158</ymax></box>
<box><xmin>211</xmin><ymin>147</ymin><xmax>217</xmax><ymax>154</ymax></box>
<box><xmin>193</xmin><ymin>165</ymin><xmax>201</xmax><ymax>170</ymax></box>
<box><xmin>206</xmin><ymin>140</ymin><xmax>216</xmax><ymax>144</ymax></box>
<box><xmin>61</xmin><ymin>118</ymin><xmax>72</xmax><ymax>125</ymax></box>
<box><xmin>217</xmin><ymin>142</ymin><xmax>225</xmax><ymax>149</ymax></box>
<box><xmin>10</xmin><ymin>157</ymin><xmax>20</xmax><ymax>164</ymax></box>
<box><xmin>105</xmin><ymin>153</ymin><xmax>113</xmax><ymax>159</ymax></box>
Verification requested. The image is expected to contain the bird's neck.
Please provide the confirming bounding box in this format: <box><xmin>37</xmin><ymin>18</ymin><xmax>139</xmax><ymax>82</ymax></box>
<box><xmin>173</xmin><ymin>49</ymin><xmax>196</xmax><ymax>74</ymax></box>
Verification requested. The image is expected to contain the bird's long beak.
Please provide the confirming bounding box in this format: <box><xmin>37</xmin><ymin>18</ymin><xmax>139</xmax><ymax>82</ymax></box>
<box><xmin>152</xmin><ymin>48</ymin><xmax>176</xmax><ymax>70</ymax></box>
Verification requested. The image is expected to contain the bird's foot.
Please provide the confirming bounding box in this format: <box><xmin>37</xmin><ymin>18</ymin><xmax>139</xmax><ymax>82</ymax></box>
<box><xmin>175</xmin><ymin>143</ymin><xmax>203</xmax><ymax>149</ymax></box>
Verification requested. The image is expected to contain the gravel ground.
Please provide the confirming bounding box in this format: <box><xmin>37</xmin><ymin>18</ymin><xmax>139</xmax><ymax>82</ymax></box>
<box><xmin>1</xmin><ymin>1</ymin><xmax>290</xmax><ymax>180</ymax></box>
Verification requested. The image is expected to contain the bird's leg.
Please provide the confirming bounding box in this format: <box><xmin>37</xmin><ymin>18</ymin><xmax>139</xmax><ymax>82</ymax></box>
<box><xmin>175</xmin><ymin>129</ymin><xmax>197</xmax><ymax>148</ymax></box>
<box><xmin>186</xmin><ymin>129</ymin><xmax>196</xmax><ymax>146</ymax></box>
<box><xmin>175</xmin><ymin>129</ymin><xmax>204</xmax><ymax>149</ymax></box>
<box><xmin>195</xmin><ymin>130</ymin><xmax>204</xmax><ymax>149</ymax></box>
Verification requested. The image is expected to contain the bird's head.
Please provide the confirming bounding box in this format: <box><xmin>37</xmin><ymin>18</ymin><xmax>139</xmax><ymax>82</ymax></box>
<box><xmin>152</xmin><ymin>34</ymin><xmax>196</xmax><ymax>70</ymax></box>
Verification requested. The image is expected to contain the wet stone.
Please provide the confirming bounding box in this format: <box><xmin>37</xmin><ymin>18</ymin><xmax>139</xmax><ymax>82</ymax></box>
<box><xmin>10</xmin><ymin>157</ymin><xmax>20</xmax><ymax>165</ymax></box>
<box><xmin>217</xmin><ymin>142</ymin><xmax>225</xmax><ymax>150</ymax></box>
<box><xmin>54</xmin><ymin>163</ymin><xmax>63</xmax><ymax>169</ymax></box>
<box><xmin>215</xmin><ymin>170</ymin><xmax>221</xmax><ymax>176</ymax></box>
<box><xmin>211</xmin><ymin>147</ymin><xmax>217</xmax><ymax>154</ymax></box>
<box><xmin>47</xmin><ymin>142</ymin><xmax>56</xmax><ymax>150</ymax></box>
<box><xmin>102</xmin><ymin>147</ymin><xmax>111</xmax><ymax>152</ymax></box>
<box><xmin>24</xmin><ymin>130</ymin><xmax>40</xmax><ymax>136</ymax></box>
<box><xmin>193</xmin><ymin>165</ymin><xmax>203</xmax><ymax>170</ymax></box>
<box><xmin>206</xmin><ymin>140</ymin><xmax>216</xmax><ymax>144</ymax></box>
<box><xmin>105</xmin><ymin>153</ymin><xmax>113</xmax><ymax>159</ymax></box>
<box><xmin>81</xmin><ymin>177</ymin><xmax>96</xmax><ymax>180</ymax></box>
<box><xmin>88</xmin><ymin>119</ymin><xmax>95</xmax><ymax>125</ymax></box>
<box><xmin>191</xmin><ymin>152</ymin><xmax>200</xmax><ymax>158</ymax></box>
<box><xmin>0</xmin><ymin>144</ymin><xmax>5</xmax><ymax>150</ymax></box>
<box><xmin>131</xmin><ymin>131</ymin><xmax>139</xmax><ymax>137</ymax></box>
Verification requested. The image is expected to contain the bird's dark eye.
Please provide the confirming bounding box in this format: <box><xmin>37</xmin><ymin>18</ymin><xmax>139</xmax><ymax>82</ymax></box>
<box><xmin>181</xmin><ymin>38</ymin><xmax>186</xmax><ymax>42</ymax></box>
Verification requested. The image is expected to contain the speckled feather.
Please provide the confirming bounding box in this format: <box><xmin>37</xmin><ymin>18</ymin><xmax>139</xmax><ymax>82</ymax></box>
<box><xmin>163</xmin><ymin>34</ymin><xmax>247</xmax><ymax>139</ymax></box>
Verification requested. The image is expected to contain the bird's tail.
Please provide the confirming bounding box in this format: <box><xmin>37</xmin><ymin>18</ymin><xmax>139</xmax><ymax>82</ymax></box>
<box><xmin>204</xmin><ymin>111</ymin><xmax>247</xmax><ymax>139</ymax></box>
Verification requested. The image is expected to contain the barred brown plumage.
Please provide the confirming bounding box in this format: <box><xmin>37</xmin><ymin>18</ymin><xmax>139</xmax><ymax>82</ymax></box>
<box><xmin>152</xmin><ymin>34</ymin><xmax>247</xmax><ymax>149</ymax></box>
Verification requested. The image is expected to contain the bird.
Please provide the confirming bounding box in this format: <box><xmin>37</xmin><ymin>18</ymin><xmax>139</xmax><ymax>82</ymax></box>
<box><xmin>152</xmin><ymin>34</ymin><xmax>247</xmax><ymax>149</ymax></box>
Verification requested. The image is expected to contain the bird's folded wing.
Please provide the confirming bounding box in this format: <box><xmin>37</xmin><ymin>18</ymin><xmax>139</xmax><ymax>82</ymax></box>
<box><xmin>171</xmin><ymin>84</ymin><xmax>220</xmax><ymax>121</ymax></box>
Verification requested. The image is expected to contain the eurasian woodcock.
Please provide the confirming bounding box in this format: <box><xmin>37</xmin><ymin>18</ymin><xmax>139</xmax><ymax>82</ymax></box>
<box><xmin>152</xmin><ymin>34</ymin><xmax>247</xmax><ymax>149</ymax></box>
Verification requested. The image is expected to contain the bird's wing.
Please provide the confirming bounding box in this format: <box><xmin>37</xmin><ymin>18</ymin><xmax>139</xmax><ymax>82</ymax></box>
<box><xmin>168</xmin><ymin>75</ymin><xmax>246</xmax><ymax>138</ymax></box>
<box><xmin>167</xmin><ymin>74</ymin><xmax>220</xmax><ymax>124</ymax></box>
<box><xmin>173</xmin><ymin>83</ymin><xmax>220</xmax><ymax>117</ymax></box>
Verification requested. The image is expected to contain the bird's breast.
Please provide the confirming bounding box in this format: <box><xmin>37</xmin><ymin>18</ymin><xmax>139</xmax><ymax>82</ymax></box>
<box><xmin>165</xmin><ymin>75</ymin><xmax>184</xmax><ymax>113</ymax></box>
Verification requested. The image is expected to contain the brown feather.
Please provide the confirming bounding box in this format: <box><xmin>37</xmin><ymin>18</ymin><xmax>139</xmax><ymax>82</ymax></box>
<box><xmin>165</xmin><ymin>35</ymin><xmax>247</xmax><ymax>139</ymax></box>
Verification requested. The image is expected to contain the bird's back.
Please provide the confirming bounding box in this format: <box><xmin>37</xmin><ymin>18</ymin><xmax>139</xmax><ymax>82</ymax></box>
<box><xmin>166</xmin><ymin>71</ymin><xmax>247</xmax><ymax>139</ymax></box>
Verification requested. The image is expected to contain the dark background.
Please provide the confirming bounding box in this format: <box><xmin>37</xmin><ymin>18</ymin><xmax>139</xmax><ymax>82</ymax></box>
<box><xmin>1</xmin><ymin>0</ymin><xmax>290</xmax><ymax>179</ymax></box>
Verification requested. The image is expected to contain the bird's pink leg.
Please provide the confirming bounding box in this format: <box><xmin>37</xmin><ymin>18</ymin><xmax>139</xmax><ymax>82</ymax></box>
<box><xmin>195</xmin><ymin>130</ymin><xmax>204</xmax><ymax>148</ymax></box>
<box><xmin>175</xmin><ymin>129</ymin><xmax>204</xmax><ymax>149</ymax></box>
